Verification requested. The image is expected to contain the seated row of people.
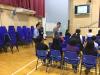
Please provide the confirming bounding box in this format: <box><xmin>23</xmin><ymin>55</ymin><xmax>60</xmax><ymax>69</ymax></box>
<box><xmin>35</xmin><ymin>29</ymin><xmax>100</xmax><ymax>74</ymax></box>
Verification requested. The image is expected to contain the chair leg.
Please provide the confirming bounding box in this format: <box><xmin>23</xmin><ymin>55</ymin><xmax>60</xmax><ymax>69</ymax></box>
<box><xmin>10</xmin><ymin>46</ymin><xmax>13</xmax><ymax>54</ymax></box>
<box><xmin>80</xmin><ymin>64</ymin><xmax>82</xmax><ymax>75</ymax></box>
<box><xmin>46</xmin><ymin>60</ymin><xmax>49</xmax><ymax>72</ymax></box>
<box><xmin>95</xmin><ymin>67</ymin><xmax>97</xmax><ymax>75</ymax></box>
<box><xmin>16</xmin><ymin>45</ymin><xmax>19</xmax><ymax>52</ymax></box>
<box><xmin>99</xmin><ymin>62</ymin><xmax>100</xmax><ymax>75</ymax></box>
<box><xmin>36</xmin><ymin>58</ymin><xmax>39</xmax><ymax>70</ymax></box>
<box><xmin>60</xmin><ymin>62</ymin><xmax>64</xmax><ymax>75</ymax></box>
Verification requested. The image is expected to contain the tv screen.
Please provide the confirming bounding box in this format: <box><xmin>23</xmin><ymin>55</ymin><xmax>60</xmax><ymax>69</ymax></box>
<box><xmin>75</xmin><ymin>5</ymin><xmax>90</xmax><ymax>15</ymax></box>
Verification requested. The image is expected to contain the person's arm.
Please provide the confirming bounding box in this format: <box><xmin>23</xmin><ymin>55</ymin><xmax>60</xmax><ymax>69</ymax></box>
<box><xmin>34</xmin><ymin>29</ymin><xmax>39</xmax><ymax>38</ymax></box>
<box><xmin>80</xmin><ymin>35</ymin><xmax>83</xmax><ymax>43</ymax></box>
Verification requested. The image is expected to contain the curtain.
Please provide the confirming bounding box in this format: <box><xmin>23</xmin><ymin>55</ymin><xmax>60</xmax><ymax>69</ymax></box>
<box><xmin>98</xmin><ymin>8</ymin><xmax>100</xmax><ymax>28</ymax></box>
<box><xmin>34</xmin><ymin>0</ymin><xmax>45</xmax><ymax>17</ymax></box>
<box><xmin>0</xmin><ymin>0</ymin><xmax>45</xmax><ymax>17</ymax></box>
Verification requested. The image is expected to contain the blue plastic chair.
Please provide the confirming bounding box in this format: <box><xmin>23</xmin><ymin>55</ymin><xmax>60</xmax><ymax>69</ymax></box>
<box><xmin>64</xmin><ymin>35</ymin><xmax>70</xmax><ymax>43</ymax></box>
<box><xmin>48</xmin><ymin>50</ymin><xmax>62</xmax><ymax>70</ymax></box>
<box><xmin>0</xmin><ymin>26</ymin><xmax>7</xmax><ymax>52</ymax></box>
<box><xmin>80</xmin><ymin>55</ymin><xmax>97</xmax><ymax>75</ymax></box>
<box><xmin>63</xmin><ymin>51</ymin><xmax>80</xmax><ymax>70</ymax></box>
<box><xmin>31</xmin><ymin>26</ymin><xmax>34</xmax><ymax>38</ymax></box>
<box><xmin>17</xmin><ymin>26</ymin><xmax>25</xmax><ymax>45</ymax></box>
<box><xmin>50</xmin><ymin>50</ymin><xmax>62</xmax><ymax>62</ymax></box>
<box><xmin>36</xmin><ymin>50</ymin><xmax>48</xmax><ymax>70</ymax></box>
<box><xmin>8</xmin><ymin>26</ymin><xmax>19</xmax><ymax>53</ymax></box>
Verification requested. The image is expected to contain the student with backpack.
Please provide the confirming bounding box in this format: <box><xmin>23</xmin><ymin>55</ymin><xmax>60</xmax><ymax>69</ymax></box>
<box><xmin>71</xmin><ymin>29</ymin><xmax>83</xmax><ymax>50</ymax></box>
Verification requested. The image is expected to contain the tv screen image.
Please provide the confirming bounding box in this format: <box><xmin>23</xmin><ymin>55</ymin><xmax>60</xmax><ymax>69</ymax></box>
<box><xmin>75</xmin><ymin>5</ymin><xmax>90</xmax><ymax>15</ymax></box>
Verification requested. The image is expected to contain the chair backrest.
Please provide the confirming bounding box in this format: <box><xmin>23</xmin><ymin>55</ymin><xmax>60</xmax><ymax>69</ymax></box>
<box><xmin>82</xmin><ymin>55</ymin><xmax>97</xmax><ymax>65</ymax></box>
<box><xmin>17</xmin><ymin>26</ymin><xmax>25</xmax><ymax>41</ymax></box>
<box><xmin>8</xmin><ymin>26</ymin><xmax>15</xmax><ymax>32</ymax></box>
<box><xmin>37</xmin><ymin>50</ymin><xmax>47</xmax><ymax>59</ymax></box>
<box><xmin>50</xmin><ymin>50</ymin><xmax>61</xmax><ymax>57</ymax></box>
<box><xmin>87</xmin><ymin>37</ymin><xmax>92</xmax><ymax>42</ymax></box>
<box><xmin>31</xmin><ymin>26</ymin><xmax>34</xmax><ymax>36</ymax></box>
<box><xmin>64</xmin><ymin>51</ymin><xmax>78</xmax><ymax>59</ymax></box>
<box><xmin>64</xmin><ymin>35</ymin><xmax>70</xmax><ymax>43</ymax></box>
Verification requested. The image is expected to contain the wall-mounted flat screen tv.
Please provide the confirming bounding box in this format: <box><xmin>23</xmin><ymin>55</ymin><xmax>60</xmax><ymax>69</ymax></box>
<box><xmin>75</xmin><ymin>5</ymin><xmax>90</xmax><ymax>15</ymax></box>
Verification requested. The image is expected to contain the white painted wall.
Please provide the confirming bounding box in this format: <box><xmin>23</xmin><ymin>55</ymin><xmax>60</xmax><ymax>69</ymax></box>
<box><xmin>45</xmin><ymin>0</ymin><xmax>70</xmax><ymax>34</ymax></box>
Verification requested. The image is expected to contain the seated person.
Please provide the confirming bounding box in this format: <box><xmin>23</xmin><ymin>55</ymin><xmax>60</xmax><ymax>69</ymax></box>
<box><xmin>66</xmin><ymin>38</ymin><xmax>80</xmax><ymax>54</ymax></box>
<box><xmin>83</xmin><ymin>40</ymin><xmax>99</xmax><ymax>75</ymax></box>
<box><xmin>83</xmin><ymin>41</ymin><xmax>98</xmax><ymax>56</ymax></box>
<box><xmin>96</xmin><ymin>30</ymin><xmax>100</xmax><ymax>49</ymax></box>
<box><xmin>71</xmin><ymin>29</ymin><xmax>83</xmax><ymax>50</ymax></box>
<box><xmin>86</xmin><ymin>29</ymin><xmax>94</xmax><ymax>41</ymax></box>
<box><xmin>96</xmin><ymin>30</ymin><xmax>100</xmax><ymax>36</ymax></box>
<box><xmin>65</xmin><ymin>29</ymin><xmax>71</xmax><ymax>37</ymax></box>
<box><xmin>66</xmin><ymin>37</ymin><xmax>80</xmax><ymax>73</ymax></box>
<box><xmin>51</xmin><ymin>36</ymin><xmax>62</xmax><ymax>51</ymax></box>
<box><xmin>36</xmin><ymin>38</ymin><xmax>48</xmax><ymax>50</ymax></box>
<box><xmin>92</xmin><ymin>36</ymin><xmax>99</xmax><ymax>50</ymax></box>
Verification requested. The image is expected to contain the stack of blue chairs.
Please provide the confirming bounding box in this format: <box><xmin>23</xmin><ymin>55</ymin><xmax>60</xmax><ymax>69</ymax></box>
<box><xmin>31</xmin><ymin>26</ymin><xmax>34</xmax><ymax>39</ymax></box>
<box><xmin>17</xmin><ymin>26</ymin><xmax>25</xmax><ymax>45</ymax></box>
<box><xmin>27</xmin><ymin>28</ymin><xmax>33</xmax><ymax>44</ymax></box>
<box><xmin>22</xmin><ymin>26</ymin><xmax>32</xmax><ymax>45</ymax></box>
<box><xmin>0</xmin><ymin>26</ymin><xmax>7</xmax><ymax>52</ymax></box>
<box><xmin>8</xmin><ymin>26</ymin><xmax>19</xmax><ymax>53</ymax></box>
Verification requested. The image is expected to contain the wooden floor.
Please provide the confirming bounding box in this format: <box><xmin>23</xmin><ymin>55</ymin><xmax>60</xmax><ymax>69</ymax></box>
<box><xmin>0</xmin><ymin>38</ymin><xmax>99</xmax><ymax>75</ymax></box>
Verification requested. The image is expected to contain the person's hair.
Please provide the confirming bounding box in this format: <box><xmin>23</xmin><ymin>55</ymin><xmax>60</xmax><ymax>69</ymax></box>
<box><xmin>89</xmin><ymin>29</ymin><xmax>92</xmax><ymax>32</ymax></box>
<box><xmin>97</xmin><ymin>30</ymin><xmax>100</xmax><ymax>36</ymax></box>
<box><xmin>57</xmin><ymin>22</ymin><xmax>61</xmax><ymax>25</ymax></box>
<box><xmin>76</xmin><ymin>29</ymin><xmax>80</xmax><ymax>34</ymax></box>
<box><xmin>36</xmin><ymin>23</ymin><xmax>40</xmax><ymax>28</ymax></box>
<box><xmin>92</xmin><ymin>36</ymin><xmax>96</xmax><ymax>41</ymax></box>
<box><xmin>85</xmin><ymin>41</ymin><xmax>94</xmax><ymax>51</ymax></box>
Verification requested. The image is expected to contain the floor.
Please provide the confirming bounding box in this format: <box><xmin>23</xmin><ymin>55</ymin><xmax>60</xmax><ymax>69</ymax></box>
<box><xmin>0</xmin><ymin>38</ymin><xmax>99</xmax><ymax>75</ymax></box>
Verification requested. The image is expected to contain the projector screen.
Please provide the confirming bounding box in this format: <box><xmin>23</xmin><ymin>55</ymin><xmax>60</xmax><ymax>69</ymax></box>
<box><xmin>75</xmin><ymin>5</ymin><xmax>90</xmax><ymax>15</ymax></box>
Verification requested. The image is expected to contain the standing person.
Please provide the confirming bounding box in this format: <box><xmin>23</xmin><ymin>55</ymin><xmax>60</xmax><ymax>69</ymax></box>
<box><xmin>33</xmin><ymin>23</ymin><xmax>40</xmax><ymax>52</ymax></box>
<box><xmin>38</xmin><ymin>22</ymin><xmax>44</xmax><ymax>39</ymax></box>
<box><xmin>53</xmin><ymin>22</ymin><xmax>61</xmax><ymax>38</ymax></box>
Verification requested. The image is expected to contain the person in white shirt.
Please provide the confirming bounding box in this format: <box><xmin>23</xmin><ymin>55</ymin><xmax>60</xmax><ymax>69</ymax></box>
<box><xmin>87</xmin><ymin>29</ymin><xmax>94</xmax><ymax>37</ymax></box>
<box><xmin>33</xmin><ymin>23</ymin><xmax>40</xmax><ymax>52</ymax></box>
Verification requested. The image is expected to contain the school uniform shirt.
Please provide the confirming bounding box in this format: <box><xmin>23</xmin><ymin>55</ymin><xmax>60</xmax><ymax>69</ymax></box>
<box><xmin>33</xmin><ymin>28</ymin><xmax>39</xmax><ymax>39</ymax></box>
<box><xmin>87</xmin><ymin>33</ymin><xmax>94</xmax><ymax>37</ymax></box>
